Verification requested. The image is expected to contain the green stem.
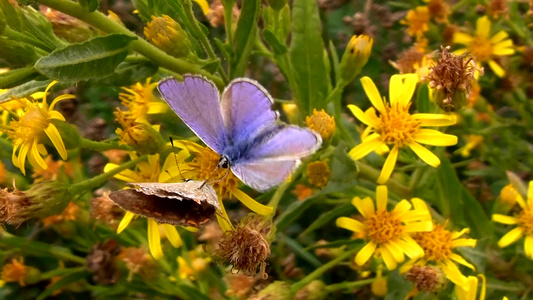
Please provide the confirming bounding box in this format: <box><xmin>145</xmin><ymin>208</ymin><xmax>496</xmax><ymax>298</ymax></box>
<box><xmin>324</xmin><ymin>278</ymin><xmax>376</xmax><ymax>293</ymax></box>
<box><xmin>39</xmin><ymin>267</ymin><xmax>87</xmax><ymax>280</ymax></box>
<box><xmin>328</xmin><ymin>82</ymin><xmax>355</xmax><ymax>147</ymax></box>
<box><xmin>34</xmin><ymin>0</ymin><xmax>224</xmax><ymax>88</ymax></box>
<box><xmin>79</xmin><ymin>137</ymin><xmax>132</xmax><ymax>152</ymax></box>
<box><xmin>290</xmin><ymin>247</ymin><xmax>359</xmax><ymax>294</ymax></box>
<box><xmin>68</xmin><ymin>155</ymin><xmax>147</xmax><ymax>195</ymax></box>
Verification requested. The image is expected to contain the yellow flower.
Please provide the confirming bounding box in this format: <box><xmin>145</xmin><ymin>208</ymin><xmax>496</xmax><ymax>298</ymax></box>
<box><xmin>402</xmin><ymin>6</ymin><xmax>430</xmax><ymax>38</ymax></box>
<box><xmin>348</xmin><ymin>74</ymin><xmax>458</xmax><ymax>184</ymax></box>
<box><xmin>144</xmin><ymin>15</ymin><xmax>192</xmax><ymax>59</ymax></box>
<box><xmin>5</xmin><ymin>81</ymin><xmax>73</xmax><ymax>175</ymax></box>
<box><xmin>455</xmin><ymin>275</ymin><xmax>486</xmax><ymax>300</ymax></box>
<box><xmin>119</xmin><ymin>78</ymin><xmax>168</xmax><ymax>122</ymax></box>
<box><xmin>336</xmin><ymin>185</ymin><xmax>433</xmax><ymax>270</ymax></box>
<box><xmin>454</xmin><ymin>135</ymin><xmax>483</xmax><ymax>157</ymax></box>
<box><xmin>453</xmin><ymin>16</ymin><xmax>515</xmax><ymax>77</ymax></box>
<box><xmin>402</xmin><ymin>220</ymin><xmax>477</xmax><ymax>286</ymax></box>
<box><xmin>499</xmin><ymin>183</ymin><xmax>520</xmax><ymax>207</ymax></box>
<box><xmin>305</xmin><ymin>109</ymin><xmax>335</xmax><ymax>141</ymax></box>
<box><xmin>105</xmin><ymin>153</ymin><xmax>183</xmax><ymax>260</ymax></box>
<box><xmin>492</xmin><ymin>181</ymin><xmax>533</xmax><ymax>260</ymax></box>
<box><xmin>161</xmin><ymin>140</ymin><xmax>274</xmax><ymax>232</ymax></box>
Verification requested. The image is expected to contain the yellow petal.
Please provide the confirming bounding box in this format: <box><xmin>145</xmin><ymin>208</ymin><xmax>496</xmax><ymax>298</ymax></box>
<box><xmin>398</xmin><ymin>236</ymin><xmax>424</xmax><ymax>258</ymax></box>
<box><xmin>104</xmin><ymin>163</ymin><xmax>140</xmax><ymax>182</ymax></box>
<box><xmin>380</xmin><ymin>246</ymin><xmax>398</xmax><ymax>270</ymax></box>
<box><xmin>148</xmin><ymin>219</ymin><xmax>164</xmax><ymax>259</ymax></box>
<box><xmin>193</xmin><ymin>0</ymin><xmax>210</xmax><ymax>15</ymax></box>
<box><xmin>377</xmin><ymin>145</ymin><xmax>399</xmax><ymax>184</ymax></box>
<box><xmin>147</xmin><ymin>102</ymin><xmax>169</xmax><ymax>114</ymax></box>
<box><xmin>348</xmin><ymin>133</ymin><xmax>383</xmax><ymax>160</ymax></box>
<box><xmin>162</xmin><ymin>224</ymin><xmax>183</xmax><ymax>248</ymax></box>
<box><xmin>492</xmin><ymin>42</ymin><xmax>514</xmax><ymax>56</ymax></box>
<box><xmin>12</xmin><ymin>143</ymin><xmax>20</xmax><ymax>169</ymax></box>
<box><xmin>451</xmin><ymin>228</ymin><xmax>470</xmax><ymax>239</ymax></box>
<box><xmin>360</xmin><ymin>77</ymin><xmax>385</xmax><ymax>113</ymax></box>
<box><xmin>498</xmin><ymin>227</ymin><xmax>524</xmax><ymax>248</ymax></box>
<box><xmin>453</xmin><ymin>48</ymin><xmax>468</xmax><ymax>55</ymax></box>
<box><xmin>412</xmin><ymin>113</ymin><xmax>457</xmax><ymax>126</ymax></box>
<box><xmin>404</xmin><ymin>221</ymin><xmax>433</xmax><ymax>233</ymax></box>
<box><xmin>389</xmin><ymin>74</ymin><xmax>418</xmax><ymax>107</ymax></box>
<box><xmin>216</xmin><ymin>201</ymin><xmax>234</xmax><ymax>232</ymax></box>
<box><xmin>492</xmin><ymin>214</ymin><xmax>517</xmax><ymax>225</ymax></box>
<box><xmin>17</xmin><ymin>142</ymin><xmax>31</xmax><ymax>175</ymax></box>
<box><xmin>49</xmin><ymin>94</ymin><xmax>75</xmax><ymax>110</ymax></box>
<box><xmin>414</xmin><ymin>129</ymin><xmax>458</xmax><ymax>146</ymax></box>
<box><xmin>451</xmin><ymin>238</ymin><xmax>477</xmax><ymax>248</ymax></box>
<box><xmin>44</xmin><ymin>124</ymin><xmax>67</xmax><ymax>160</ymax></box>
<box><xmin>232</xmin><ymin>188</ymin><xmax>273</xmax><ymax>215</ymax></box>
<box><xmin>117</xmin><ymin>211</ymin><xmax>135</xmax><ymax>234</ymax></box>
<box><xmin>347</xmin><ymin>104</ymin><xmax>378</xmax><ymax>127</ymax></box>
<box><xmin>336</xmin><ymin>217</ymin><xmax>365</xmax><ymax>233</ymax></box>
<box><xmin>43</xmin><ymin>80</ymin><xmax>58</xmax><ymax>105</ymax></box>
<box><xmin>385</xmin><ymin>240</ymin><xmax>405</xmax><ymax>264</ymax></box>
<box><xmin>449</xmin><ymin>253</ymin><xmax>475</xmax><ymax>270</ymax></box>
<box><xmin>453</xmin><ymin>32</ymin><xmax>474</xmax><ymax>45</ymax></box>
<box><xmin>440</xmin><ymin>260</ymin><xmax>468</xmax><ymax>286</ymax></box>
<box><xmin>393</xmin><ymin>199</ymin><xmax>412</xmax><ymax>216</ymax></box>
<box><xmin>490</xmin><ymin>31</ymin><xmax>509</xmax><ymax>43</ymax></box>
<box><xmin>525</xmin><ymin>235</ymin><xmax>533</xmax><ymax>260</ymax></box>
<box><xmin>376</xmin><ymin>185</ymin><xmax>388</xmax><ymax>212</ymax></box>
<box><xmin>408</xmin><ymin>142</ymin><xmax>440</xmax><ymax>167</ymax></box>
<box><xmin>488</xmin><ymin>60</ymin><xmax>505</xmax><ymax>78</ymax></box>
<box><xmin>48</xmin><ymin>110</ymin><xmax>66</xmax><ymax>121</ymax></box>
<box><xmin>30</xmin><ymin>140</ymin><xmax>47</xmax><ymax>170</ymax></box>
<box><xmin>476</xmin><ymin>16</ymin><xmax>491</xmax><ymax>39</ymax></box>
<box><xmin>352</xmin><ymin>196</ymin><xmax>375</xmax><ymax>218</ymax></box>
<box><xmin>528</xmin><ymin>181</ymin><xmax>533</xmax><ymax>208</ymax></box>
<box><xmin>355</xmin><ymin>241</ymin><xmax>376</xmax><ymax>266</ymax></box>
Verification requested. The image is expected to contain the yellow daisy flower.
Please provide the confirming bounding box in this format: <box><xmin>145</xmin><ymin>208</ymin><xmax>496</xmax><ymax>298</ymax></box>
<box><xmin>160</xmin><ymin>140</ymin><xmax>274</xmax><ymax>232</ymax></box>
<box><xmin>5</xmin><ymin>81</ymin><xmax>73</xmax><ymax>175</ymax></box>
<box><xmin>119</xmin><ymin>78</ymin><xmax>168</xmax><ymax>122</ymax></box>
<box><xmin>453</xmin><ymin>16</ymin><xmax>515</xmax><ymax>77</ymax></box>
<box><xmin>348</xmin><ymin>74</ymin><xmax>458</xmax><ymax>184</ymax></box>
<box><xmin>336</xmin><ymin>185</ymin><xmax>433</xmax><ymax>270</ymax></box>
<box><xmin>492</xmin><ymin>181</ymin><xmax>533</xmax><ymax>260</ymax></box>
<box><xmin>455</xmin><ymin>275</ymin><xmax>486</xmax><ymax>300</ymax></box>
<box><xmin>402</xmin><ymin>219</ymin><xmax>477</xmax><ymax>286</ymax></box>
<box><xmin>401</xmin><ymin>6</ymin><xmax>430</xmax><ymax>38</ymax></box>
<box><xmin>105</xmin><ymin>153</ymin><xmax>183</xmax><ymax>260</ymax></box>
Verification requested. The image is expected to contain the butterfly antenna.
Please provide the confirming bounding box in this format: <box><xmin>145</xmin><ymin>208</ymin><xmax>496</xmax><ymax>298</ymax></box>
<box><xmin>169</xmin><ymin>135</ymin><xmax>187</xmax><ymax>182</ymax></box>
<box><xmin>199</xmin><ymin>167</ymin><xmax>219</xmax><ymax>189</ymax></box>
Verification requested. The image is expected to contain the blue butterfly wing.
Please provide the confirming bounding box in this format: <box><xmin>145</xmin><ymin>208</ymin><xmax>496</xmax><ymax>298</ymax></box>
<box><xmin>220</xmin><ymin>78</ymin><xmax>278</xmax><ymax>146</ymax></box>
<box><xmin>158</xmin><ymin>76</ymin><xmax>227</xmax><ymax>154</ymax></box>
<box><xmin>231</xmin><ymin>126</ymin><xmax>322</xmax><ymax>191</ymax></box>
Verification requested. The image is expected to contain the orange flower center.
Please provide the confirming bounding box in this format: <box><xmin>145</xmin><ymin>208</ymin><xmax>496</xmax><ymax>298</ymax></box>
<box><xmin>468</xmin><ymin>36</ymin><xmax>493</xmax><ymax>62</ymax></box>
<box><xmin>517</xmin><ymin>208</ymin><xmax>533</xmax><ymax>236</ymax></box>
<box><xmin>412</xmin><ymin>224</ymin><xmax>452</xmax><ymax>261</ymax></box>
<box><xmin>376</xmin><ymin>104</ymin><xmax>421</xmax><ymax>147</ymax></box>
<box><xmin>190</xmin><ymin>148</ymin><xmax>239</xmax><ymax>199</ymax></box>
<box><xmin>365</xmin><ymin>210</ymin><xmax>403</xmax><ymax>244</ymax></box>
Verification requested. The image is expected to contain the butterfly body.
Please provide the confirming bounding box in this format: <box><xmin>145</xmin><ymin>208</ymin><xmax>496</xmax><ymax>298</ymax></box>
<box><xmin>158</xmin><ymin>75</ymin><xmax>322</xmax><ymax>192</ymax></box>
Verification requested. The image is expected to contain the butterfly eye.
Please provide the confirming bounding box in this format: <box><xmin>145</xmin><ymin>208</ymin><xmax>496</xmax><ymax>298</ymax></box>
<box><xmin>217</xmin><ymin>157</ymin><xmax>230</xmax><ymax>169</ymax></box>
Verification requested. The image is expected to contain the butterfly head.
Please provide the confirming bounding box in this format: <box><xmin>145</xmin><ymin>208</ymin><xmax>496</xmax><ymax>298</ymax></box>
<box><xmin>217</xmin><ymin>156</ymin><xmax>230</xmax><ymax>169</ymax></box>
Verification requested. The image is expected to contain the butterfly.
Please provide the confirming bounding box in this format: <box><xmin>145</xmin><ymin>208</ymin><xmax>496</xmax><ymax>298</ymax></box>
<box><xmin>108</xmin><ymin>181</ymin><xmax>219</xmax><ymax>227</ymax></box>
<box><xmin>158</xmin><ymin>75</ymin><xmax>322</xmax><ymax>192</ymax></box>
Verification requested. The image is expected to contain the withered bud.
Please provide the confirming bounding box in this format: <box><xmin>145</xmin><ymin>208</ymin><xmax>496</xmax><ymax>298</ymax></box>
<box><xmin>489</xmin><ymin>0</ymin><xmax>508</xmax><ymax>19</ymax></box>
<box><xmin>250</xmin><ymin>281</ymin><xmax>291</xmax><ymax>300</ymax></box>
<box><xmin>86</xmin><ymin>240</ymin><xmax>121</xmax><ymax>285</ymax></box>
<box><xmin>90</xmin><ymin>191</ymin><xmax>124</xmax><ymax>228</ymax></box>
<box><xmin>214</xmin><ymin>214</ymin><xmax>273</xmax><ymax>279</ymax></box>
<box><xmin>425</xmin><ymin>46</ymin><xmax>483</xmax><ymax>112</ymax></box>
<box><xmin>405</xmin><ymin>265</ymin><xmax>447</xmax><ymax>293</ymax></box>
<box><xmin>0</xmin><ymin>181</ymin><xmax>72</xmax><ymax>226</ymax></box>
<box><xmin>393</xmin><ymin>46</ymin><xmax>425</xmax><ymax>74</ymax></box>
<box><xmin>119</xmin><ymin>247</ymin><xmax>157</xmax><ymax>281</ymax></box>
<box><xmin>224</xmin><ymin>273</ymin><xmax>257</xmax><ymax>299</ymax></box>
<box><xmin>295</xmin><ymin>280</ymin><xmax>326</xmax><ymax>300</ymax></box>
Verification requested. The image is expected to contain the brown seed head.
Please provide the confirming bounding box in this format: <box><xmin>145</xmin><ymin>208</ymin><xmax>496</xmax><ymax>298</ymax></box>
<box><xmin>90</xmin><ymin>191</ymin><xmax>123</xmax><ymax>228</ymax></box>
<box><xmin>405</xmin><ymin>265</ymin><xmax>447</xmax><ymax>292</ymax></box>
<box><xmin>119</xmin><ymin>247</ymin><xmax>157</xmax><ymax>281</ymax></box>
<box><xmin>86</xmin><ymin>240</ymin><xmax>121</xmax><ymax>285</ymax></box>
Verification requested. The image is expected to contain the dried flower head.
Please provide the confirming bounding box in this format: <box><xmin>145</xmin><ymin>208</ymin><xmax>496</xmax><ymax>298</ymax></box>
<box><xmin>90</xmin><ymin>191</ymin><xmax>123</xmax><ymax>228</ymax></box>
<box><xmin>405</xmin><ymin>265</ymin><xmax>447</xmax><ymax>292</ymax></box>
<box><xmin>207</xmin><ymin>0</ymin><xmax>240</xmax><ymax>28</ymax></box>
<box><xmin>306</xmin><ymin>160</ymin><xmax>331</xmax><ymax>189</ymax></box>
<box><xmin>42</xmin><ymin>201</ymin><xmax>81</xmax><ymax>226</ymax></box>
<box><xmin>489</xmin><ymin>0</ymin><xmax>508</xmax><ymax>19</ymax></box>
<box><xmin>0</xmin><ymin>181</ymin><xmax>72</xmax><ymax>225</ymax></box>
<box><xmin>119</xmin><ymin>247</ymin><xmax>157</xmax><ymax>281</ymax></box>
<box><xmin>426</xmin><ymin>0</ymin><xmax>451</xmax><ymax>23</ymax></box>
<box><xmin>225</xmin><ymin>273</ymin><xmax>257</xmax><ymax>299</ymax></box>
<box><xmin>214</xmin><ymin>214</ymin><xmax>273</xmax><ymax>279</ymax></box>
<box><xmin>295</xmin><ymin>280</ymin><xmax>326</xmax><ymax>300</ymax></box>
<box><xmin>394</xmin><ymin>46</ymin><xmax>426</xmax><ymax>74</ymax></box>
<box><xmin>86</xmin><ymin>240</ymin><xmax>121</xmax><ymax>285</ymax></box>
<box><xmin>426</xmin><ymin>46</ymin><xmax>482</xmax><ymax>111</ymax></box>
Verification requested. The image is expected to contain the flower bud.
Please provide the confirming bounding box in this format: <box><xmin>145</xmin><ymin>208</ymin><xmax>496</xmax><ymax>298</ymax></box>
<box><xmin>115</xmin><ymin>110</ymin><xmax>165</xmax><ymax>155</ymax></box>
<box><xmin>252</xmin><ymin>281</ymin><xmax>291</xmax><ymax>300</ymax></box>
<box><xmin>267</xmin><ymin>0</ymin><xmax>287</xmax><ymax>11</ymax></box>
<box><xmin>305</xmin><ymin>109</ymin><xmax>335</xmax><ymax>142</ymax></box>
<box><xmin>295</xmin><ymin>280</ymin><xmax>326</xmax><ymax>300</ymax></box>
<box><xmin>144</xmin><ymin>15</ymin><xmax>191</xmax><ymax>58</ymax></box>
<box><xmin>0</xmin><ymin>181</ymin><xmax>72</xmax><ymax>225</ymax></box>
<box><xmin>338</xmin><ymin>35</ymin><xmax>373</xmax><ymax>85</ymax></box>
<box><xmin>306</xmin><ymin>160</ymin><xmax>331</xmax><ymax>189</ymax></box>
<box><xmin>40</xmin><ymin>6</ymin><xmax>97</xmax><ymax>43</ymax></box>
<box><xmin>1</xmin><ymin>258</ymin><xmax>41</xmax><ymax>286</ymax></box>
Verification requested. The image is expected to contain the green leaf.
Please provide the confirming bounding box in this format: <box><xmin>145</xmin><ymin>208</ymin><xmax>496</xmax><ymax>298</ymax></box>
<box><xmin>0</xmin><ymin>36</ymin><xmax>39</xmax><ymax>66</ymax></box>
<box><xmin>202</xmin><ymin>59</ymin><xmax>221</xmax><ymax>74</ymax></box>
<box><xmin>461</xmin><ymin>185</ymin><xmax>492</xmax><ymax>238</ymax></box>
<box><xmin>78</xmin><ymin>0</ymin><xmax>99</xmax><ymax>12</ymax></box>
<box><xmin>282</xmin><ymin>234</ymin><xmax>322</xmax><ymax>268</ymax></box>
<box><xmin>232</xmin><ymin>0</ymin><xmax>260</xmax><ymax>77</ymax></box>
<box><xmin>434</xmin><ymin>154</ymin><xmax>462</xmax><ymax>221</ymax></box>
<box><xmin>88</xmin><ymin>60</ymin><xmax>158</xmax><ymax>86</ymax></box>
<box><xmin>36</xmin><ymin>270</ymin><xmax>89</xmax><ymax>300</ymax></box>
<box><xmin>0</xmin><ymin>0</ymin><xmax>22</xmax><ymax>31</ymax></box>
<box><xmin>289</xmin><ymin>0</ymin><xmax>328</xmax><ymax>114</ymax></box>
<box><xmin>263</xmin><ymin>28</ymin><xmax>288</xmax><ymax>55</ymax></box>
<box><xmin>416</xmin><ymin>83</ymin><xmax>431</xmax><ymax>113</ymax></box>
<box><xmin>299</xmin><ymin>201</ymin><xmax>355</xmax><ymax>237</ymax></box>
<box><xmin>35</xmin><ymin>34</ymin><xmax>136</xmax><ymax>81</ymax></box>
<box><xmin>0</xmin><ymin>80</ymin><xmax>52</xmax><ymax>102</ymax></box>
<box><xmin>0</xmin><ymin>66</ymin><xmax>37</xmax><ymax>89</ymax></box>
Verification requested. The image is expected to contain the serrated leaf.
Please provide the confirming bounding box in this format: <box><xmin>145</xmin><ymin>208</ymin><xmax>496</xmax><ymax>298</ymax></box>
<box><xmin>232</xmin><ymin>0</ymin><xmax>260</xmax><ymax>77</ymax></box>
<box><xmin>263</xmin><ymin>28</ymin><xmax>288</xmax><ymax>55</ymax></box>
<box><xmin>0</xmin><ymin>66</ymin><xmax>37</xmax><ymax>89</ymax></box>
<box><xmin>289</xmin><ymin>0</ymin><xmax>328</xmax><ymax>114</ymax></box>
<box><xmin>35</xmin><ymin>34</ymin><xmax>136</xmax><ymax>81</ymax></box>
